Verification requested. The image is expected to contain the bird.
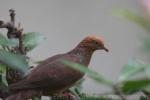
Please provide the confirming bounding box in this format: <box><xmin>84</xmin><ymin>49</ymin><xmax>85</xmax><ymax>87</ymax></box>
<box><xmin>6</xmin><ymin>35</ymin><xmax>108</xmax><ymax>100</ymax></box>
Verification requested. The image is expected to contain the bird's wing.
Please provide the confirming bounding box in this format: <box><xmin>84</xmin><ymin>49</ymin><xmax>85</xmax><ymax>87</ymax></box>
<box><xmin>10</xmin><ymin>63</ymin><xmax>67</xmax><ymax>91</ymax></box>
<box><xmin>10</xmin><ymin>54</ymin><xmax>82</xmax><ymax>91</ymax></box>
<box><xmin>10</xmin><ymin>54</ymin><xmax>65</xmax><ymax>90</ymax></box>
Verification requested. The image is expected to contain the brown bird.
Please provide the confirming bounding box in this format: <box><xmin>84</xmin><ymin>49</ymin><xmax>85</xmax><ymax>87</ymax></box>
<box><xmin>6</xmin><ymin>35</ymin><xmax>108</xmax><ymax>100</ymax></box>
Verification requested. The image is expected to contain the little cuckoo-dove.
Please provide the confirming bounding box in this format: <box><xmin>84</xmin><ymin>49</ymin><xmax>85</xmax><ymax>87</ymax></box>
<box><xmin>6</xmin><ymin>35</ymin><xmax>108</xmax><ymax>100</ymax></box>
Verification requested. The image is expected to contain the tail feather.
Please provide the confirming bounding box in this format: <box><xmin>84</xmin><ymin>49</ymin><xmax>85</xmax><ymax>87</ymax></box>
<box><xmin>6</xmin><ymin>93</ymin><xmax>24</xmax><ymax>100</ymax></box>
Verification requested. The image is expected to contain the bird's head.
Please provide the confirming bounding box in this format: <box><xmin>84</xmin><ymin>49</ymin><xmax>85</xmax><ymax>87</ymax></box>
<box><xmin>78</xmin><ymin>35</ymin><xmax>109</xmax><ymax>52</ymax></box>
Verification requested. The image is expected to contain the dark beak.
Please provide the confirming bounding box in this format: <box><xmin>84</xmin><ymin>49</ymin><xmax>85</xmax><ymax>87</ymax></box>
<box><xmin>103</xmin><ymin>46</ymin><xmax>109</xmax><ymax>52</ymax></box>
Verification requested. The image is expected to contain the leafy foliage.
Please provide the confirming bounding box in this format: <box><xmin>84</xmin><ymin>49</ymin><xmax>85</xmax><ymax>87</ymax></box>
<box><xmin>62</xmin><ymin>59</ymin><xmax>150</xmax><ymax>99</ymax></box>
<box><xmin>121</xmin><ymin>79</ymin><xmax>150</xmax><ymax>94</ymax></box>
<box><xmin>23</xmin><ymin>32</ymin><xmax>45</xmax><ymax>51</ymax></box>
<box><xmin>0</xmin><ymin>64</ymin><xmax>8</xmax><ymax>87</ymax></box>
<box><xmin>0</xmin><ymin>31</ymin><xmax>45</xmax><ymax>99</ymax></box>
<box><xmin>0</xmin><ymin>50</ymin><xmax>29</xmax><ymax>73</ymax></box>
<box><xmin>119</xmin><ymin>60</ymin><xmax>145</xmax><ymax>81</ymax></box>
<box><xmin>0</xmin><ymin>33</ymin><xmax>18</xmax><ymax>47</ymax></box>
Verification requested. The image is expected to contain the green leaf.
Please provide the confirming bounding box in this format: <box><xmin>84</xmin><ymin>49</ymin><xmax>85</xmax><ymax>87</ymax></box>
<box><xmin>1</xmin><ymin>72</ymin><xmax>8</xmax><ymax>87</ymax></box>
<box><xmin>113</xmin><ymin>9</ymin><xmax>150</xmax><ymax>32</ymax></box>
<box><xmin>0</xmin><ymin>64</ymin><xmax>8</xmax><ymax>87</ymax></box>
<box><xmin>0</xmin><ymin>50</ymin><xmax>29</xmax><ymax>73</ymax></box>
<box><xmin>119</xmin><ymin>60</ymin><xmax>145</xmax><ymax>81</ymax></box>
<box><xmin>23</xmin><ymin>32</ymin><xmax>45</xmax><ymax>51</ymax></box>
<box><xmin>0</xmin><ymin>64</ymin><xmax>6</xmax><ymax>74</ymax></box>
<box><xmin>121</xmin><ymin>79</ymin><xmax>150</xmax><ymax>94</ymax></box>
<box><xmin>61</xmin><ymin>60</ymin><xmax>113</xmax><ymax>86</ymax></box>
<box><xmin>0</xmin><ymin>33</ymin><xmax>18</xmax><ymax>47</ymax></box>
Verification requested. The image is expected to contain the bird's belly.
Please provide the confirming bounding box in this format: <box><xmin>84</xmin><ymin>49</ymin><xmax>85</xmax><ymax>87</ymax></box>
<box><xmin>44</xmin><ymin>70</ymin><xmax>84</xmax><ymax>94</ymax></box>
<box><xmin>43</xmin><ymin>74</ymin><xmax>83</xmax><ymax>96</ymax></box>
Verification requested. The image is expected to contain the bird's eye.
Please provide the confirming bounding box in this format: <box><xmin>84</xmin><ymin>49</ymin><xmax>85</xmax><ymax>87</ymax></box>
<box><xmin>93</xmin><ymin>41</ymin><xmax>99</xmax><ymax>45</ymax></box>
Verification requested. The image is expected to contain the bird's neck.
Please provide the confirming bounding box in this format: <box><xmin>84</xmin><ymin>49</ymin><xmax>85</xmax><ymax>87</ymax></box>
<box><xmin>69</xmin><ymin>45</ymin><xmax>95</xmax><ymax>66</ymax></box>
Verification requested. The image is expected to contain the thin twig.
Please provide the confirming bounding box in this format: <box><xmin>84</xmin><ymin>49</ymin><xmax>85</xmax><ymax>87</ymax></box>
<box><xmin>15</xmin><ymin>22</ymin><xmax>25</xmax><ymax>54</ymax></box>
<box><xmin>9</xmin><ymin>9</ymin><xmax>15</xmax><ymax>28</ymax></box>
<box><xmin>18</xmin><ymin>29</ymin><xmax>25</xmax><ymax>54</ymax></box>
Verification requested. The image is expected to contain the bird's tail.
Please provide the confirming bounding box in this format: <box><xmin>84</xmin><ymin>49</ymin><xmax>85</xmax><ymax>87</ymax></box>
<box><xmin>5</xmin><ymin>93</ymin><xmax>24</xmax><ymax>100</ymax></box>
<box><xmin>6</xmin><ymin>90</ymin><xmax>41</xmax><ymax>100</ymax></box>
